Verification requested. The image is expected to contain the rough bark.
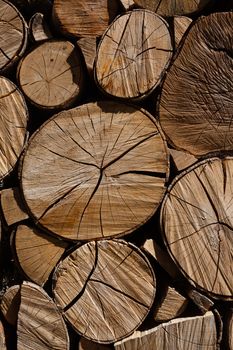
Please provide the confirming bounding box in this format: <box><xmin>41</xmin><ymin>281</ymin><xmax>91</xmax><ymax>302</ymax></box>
<box><xmin>52</xmin><ymin>0</ymin><xmax>119</xmax><ymax>38</ymax></box>
<box><xmin>0</xmin><ymin>77</ymin><xmax>28</xmax><ymax>180</ymax></box>
<box><xmin>17</xmin><ymin>281</ymin><xmax>69</xmax><ymax>350</ymax></box>
<box><xmin>133</xmin><ymin>0</ymin><xmax>211</xmax><ymax>16</ymax></box>
<box><xmin>1</xmin><ymin>187</ymin><xmax>29</xmax><ymax>226</ymax></box>
<box><xmin>94</xmin><ymin>10</ymin><xmax>172</xmax><ymax>100</ymax></box>
<box><xmin>161</xmin><ymin>157</ymin><xmax>233</xmax><ymax>299</ymax></box>
<box><xmin>53</xmin><ymin>240</ymin><xmax>156</xmax><ymax>343</ymax></box>
<box><xmin>0</xmin><ymin>285</ymin><xmax>20</xmax><ymax>326</ymax></box>
<box><xmin>18</xmin><ymin>39</ymin><xmax>85</xmax><ymax>110</ymax></box>
<box><xmin>20</xmin><ymin>101</ymin><xmax>168</xmax><ymax>241</ymax></box>
<box><xmin>0</xmin><ymin>0</ymin><xmax>28</xmax><ymax>72</ymax></box>
<box><xmin>159</xmin><ymin>12</ymin><xmax>233</xmax><ymax>156</ymax></box>
<box><xmin>114</xmin><ymin>311</ymin><xmax>218</xmax><ymax>350</ymax></box>
<box><xmin>29</xmin><ymin>12</ymin><xmax>53</xmax><ymax>42</ymax></box>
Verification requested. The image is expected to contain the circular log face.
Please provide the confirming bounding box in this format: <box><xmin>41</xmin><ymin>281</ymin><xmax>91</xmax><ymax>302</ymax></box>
<box><xmin>133</xmin><ymin>0</ymin><xmax>210</xmax><ymax>16</ymax></box>
<box><xmin>0</xmin><ymin>0</ymin><xmax>28</xmax><ymax>71</ymax></box>
<box><xmin>53</xmin><ymin>240</ymin><xmax>156</xmax><ymax>343</ymax></box>
<box><xmin>159</xmin><ymin>12</ymin><xmax>233</xmax><ymax>156</ymax></box>
<box><xmin>52</xmin><ymin>0</ymin><xmax>119</xmax><ymax>38</ymax></box>
<box><xmin>18</xmin><ymin>40</ymin><xmax>84</xmax><ymax>109</ymax></box>
<box><xmin>161</xmin><ymin>158</ymin><xmax>233</xmax><ymax>299</ymax></box>
<box><xmin>95</xmin><ymin>10</ymin><xmax>172</xmax><ymax>100</ymax></box>
<box><xmin>0</xmin><ymin>77</ymin><xmax>28</xmax><ymax>180</ymax></box>
<box><xmin>21</xmin><ymin>101</ymin><xmax>168</xmax><ymax>241</ymax></box>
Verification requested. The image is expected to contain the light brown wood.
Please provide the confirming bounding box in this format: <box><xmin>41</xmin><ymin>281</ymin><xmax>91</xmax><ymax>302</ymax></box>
<box><xmin>0</xmin><ymin>320</ymin><xmax>6</xmax><ymax>350</ymax></box>
<box><xmin>114</xmin><ymin>311</ymin><xmax>218</xmax><ymax>350</ymax></box>
<box><xmin>161</xmin><ymin>157</ymin><xmax>233</xmax><ymax>299</ymax></box>
<box><xmin>94</xmin><ymin>10</ymin><xmax>172</xmax><ymax>100</ymax></box>
<box><xmin>0</xmin><ymin>0</ymin><xmax>28</xmax><ymax>72</ymax></box>
<box><xmin>52</xmin><ymin>0</ymin><xmax>119</xmax><ymax>38</ymax></box>
<box><xmin>0</xmin><ymin>285</ymin><xmax>20</xmax><ymax>326</ymax></box>
<box><xmin>77</xmin><ymin>37</ymin><xmax>97</xmax><ymax>74</ymax></box>
<box><xmin>1</xmin><ymin>187</ymin><xmax>29</xmax><ymax>226</ymax></box>
<box><xmin>79</xmin><ymin>338</ymin><xmax>113</xmax><ymax>350</ymax></box>
<box><xmin>153</xmin><ymin>286</ymin><xmax>188</xmax><ymax>322</ymax></box>
<box><xmin>21</xmin><ymin>101</ymin><xmax>168</xmax><ymax>241</ymax></box>
<box><xmin>133</xmin><ymin>0</ymin><xmax>211</xmax><ymax>16</ymax></box>
<box><xmin>53</xmin><ymin>240</ymin><xmax>156</xmax><ymax>343</ymax></box>
<box><xmin>119</xmin><ymin>0</ymin><xmax>134</xmax><ymax>10</ymax></box>
<box><xmin>18</xmin><ymin>39</ymin><xmax>85</xmax><ymax>110</ymax></box>
<box><xmin>174</xmin><ymin>16</ymin><xmax>192</xmax><ymax>48</ymax></box>
<box><xmin>13</xmin><ymin>225</ymin><xmax>68</xmax><ymax>286</ymax></box>
<box><xmin>17</xmin><ymin>281</ymin><xmax>69</xmax><ymax>350</ymax></box>
<box><xmin>29</xmin><ymin>12</ymin><xmax>53</xmax><ymax>42</ymax></box>
<box><xmin>227</xmin><ymin>309</ymin><xmax>233</xmax><ymax>350</ymax></box>
<box><xmin>0</xmin><ymin>77</ymin><xmax>28</xmax><ymax>180</ymax></box>
<box><xmin>169</xmin><ymin>148</ymin><xmax>197</xmax><ymax>172</ymax></box>
<box><xmin>159</xmin><ymin>12</ymin><xmax>233</xmax><ymax>156</ymax></box>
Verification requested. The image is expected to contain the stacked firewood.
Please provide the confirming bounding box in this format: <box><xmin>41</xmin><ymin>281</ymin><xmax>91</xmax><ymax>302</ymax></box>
<box><xmin>0</xmin><ymin>0</ymin><xmax>232</xmax><ymax>349</ymax></box>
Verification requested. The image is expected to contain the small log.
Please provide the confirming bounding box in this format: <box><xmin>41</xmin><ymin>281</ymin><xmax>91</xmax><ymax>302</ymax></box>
<box><xmin>133</xmin><ymin>0</ymin><xmax>211</xmax><ymax>16</ymax></box>
<box><xmin>169</xmin><ymin>148</ymin><xmax>197</xmax><ymax>172</ymax></box>
<box><xmin>173</xmin><ymin>16</ymin><xmax>192</xmax><ymax>49</ymax></box>
<box><xmin>159</xmin><ymin>12</ymin><xmax>233</xmax><ymax>156</ymax></box>
<box><xmin>114</xmin><ymin>311</ymin><xmax>218</xmax><ymax>349</ymax></box>
<box><xmin>0</xmin><ymin>77</ymin><xmax>28</xmax><ymax>180</ymax></box>
<box><xmin>1</xmin><ymin>187</ymin><xmax>29</xmax><ymax>226</ymax></box>
<box><xmin>94</xmin><ymin>10</ymin><xmax>173</xmax><ymax>100</ymax></box>
<box><xmin>0</xmin><ymin>0</ymin><xmax>28</xmax><ymax>72</ymax></box>
<box><xmin>20</xmin><ymin>101</ymin><xmax>169</xmax><ymax>241</ymax></box>
<box><xmin>77</xmin><ymin>37</ymin><xmax>97</xmax><ymax>74</ymax></box>
<box><xmin>18</xmin><ymin>39</ymin><xmax>85</xmax><ymax>110</ymax></box>
<box><xmin>17</xmin><ymin>281</ymin><xmax>69</xmax><ymax>350</ymax></box>
<box><xmin>53</xmin><ymin>240</ymin><xmax>156</xmax><ymax>343</ymax></box>
<box><xmin>119</xmin><ymin>0</ymin><xmax>134</xmax><ymax>11</ymax></box>
<box><xmin>29</xmin><ymin>12</ymin><xmax>53</xmax><ymax>42</ymax></box>
<box><xmin>0</xmin><ymin>285</ymin><xmax>20</xmax><ymax>326</ymax></box>
<box><xmin>79</xmin><ymin>338</ymin><xmax>113</xmax><ymax>350</ymax></box>
<box><xmin>153</xmin><ymin>286</ymin><xmax>188</xmax><ymax>322</ymax></box>
<box><xmin>161</xmin><ymin>157</ymin><xmax>233</xmax><ymax>300</ymax></box>
<box><xmin>52</xmin><ymin>0</ymin><xmax>119</xmax><ymax>38</ymax></box>
<box><xmin>187</xmin><ymin>289</ymin><xmax>214</xmax><ymax>314</ymax></box>
<box><xmin>0</xmin><ymin>320</ymin><xmax>6</xmax><ymax>350</ymax></box>
<box><xmin>13</xmin><ymin>225</ymin><xmax>68</xmax><ymax>286</ymax></box>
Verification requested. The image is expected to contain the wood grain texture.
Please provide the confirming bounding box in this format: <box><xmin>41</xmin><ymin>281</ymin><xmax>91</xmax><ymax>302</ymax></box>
<box><xmin>18</xmin><ymin>40</ymin><xmax>85</xmax><ymax>110</ymax></box>
<box><xmin>0</xmin><ymin>77</ymin><xmax>28</xmax><ymax>180</ymax></box>
<box><xmin>133</xmin><ymin>0</ymin><xmax>211</xmax><ymax>16</ymax></box>
<box><xmin>13</xmin><ymin>225</ymin><xmax>68</xmax><ymax>286</ymax></box>
<box><xmin>159</xmin><ymin>12</ymin><xmax>233</xmax><ymax>156</ymax></box>
<box><xmin>114</xmin><ymin>311</ymin><xmax>218</xmax><ymax>350</ymax></box>
<box><xmin>52</xmin><ymin>0</ymin><xmax>119</xmax><ymax>38</ymax></box>
<box><xmin>77</xmin><ymin>37</ymin><xmax>97</xmax><ymax>74</ymax></box>
<box><xmin>17</xmin><ymin>281</ymin><xmax>69</xmax><ymax>350</ymax></box>
<box><xmin>29</xmin><ymin>12</ymin><xmax>53</xmax><ymax>42</ymax></box>
<box><xmin>161</xmin><ymin>157</ymin><xmax>233</xmax><ymax>299</ymax></box>
<box><xmin>173</xmin><ymin>16</ymin><xmax>192</xmax><ymax>49</ymax></box>
<box><xmin>0</xmin><ymin>285</ymin><xmax>20</xmax><ymax>326</ymax></box>
<box><xmin>53</xmin><ymin>240</ymin><xmax>156</xmax><ymax>343</ymax></box>
<box><xmin>169</xmin><ymin>148</ymin><xmax>197</xmax><ymax>172</ymax></box>
<box><xmin>0</xmin><ymin>0</ymin><xmax>28</xmax><ymax>72</ymax></box>
<box><xmin>119</xmin><ymin>0</ymin><xmax>134</xmax><ymax>10</ymax></box>
<box><xmin>95</xmin><ymin>10</ymin><xmax>172</xmax><ymax>100</ymax></box>
<box><xmin>21</xmin><ymin>101</ymin><xmax>168</xmax><ymax>241</ymax></box>
<box><xmin>1</xmin><ymin>187</ymin><xmax>29</xmax><ymax>226</ymax></box>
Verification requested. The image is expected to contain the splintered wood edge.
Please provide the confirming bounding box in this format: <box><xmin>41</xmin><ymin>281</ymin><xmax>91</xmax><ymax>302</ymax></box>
<box><xmin>0</xmin><ymin>285</ymin><xmax>21</xmax><ymax>326</ymax></box>
<box><xmin>29</xmin><ymin>12</ymin><xmax>53</xmax><ymax>42</ymax></box>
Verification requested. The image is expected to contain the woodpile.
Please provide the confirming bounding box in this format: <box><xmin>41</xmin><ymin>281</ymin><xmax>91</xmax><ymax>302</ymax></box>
<box><xmin>0</xmin><ymin>1</ymin><xmax>232</xmax><ymax>349</ymax></box>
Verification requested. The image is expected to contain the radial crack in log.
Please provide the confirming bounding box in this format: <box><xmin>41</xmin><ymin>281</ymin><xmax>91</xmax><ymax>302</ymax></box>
<box><xmin>95</xmin><ymin>10</ymin><xmax>172</xmax><ymax>100</ymax></box>
<box><xmin>17</xmin><ymin>281</ymin><xmax>69</xmax><ymax>349</ymax></box>
<box><xmin>53</xmin><ymin>240</ymin><xmax>156</xmax><ymax>343</ymax></box>
<box><xmin>159</xmin><ymin>12</ymin><xmax>233</xmax><ymax>156</ymax></box>
<box><xmin>18</xmin><ymin>40</ymin><xmax>85</xmax><ymax>110</ymax></box>
<box><xmin>21</xmin><ymin>101</ymin><xmax>168</xmax><ymax>241</ymax></box>
<box><xmin>161</xmin><ymin>157</ymin><xmax>233</xmax><ymax>299</ymax></box>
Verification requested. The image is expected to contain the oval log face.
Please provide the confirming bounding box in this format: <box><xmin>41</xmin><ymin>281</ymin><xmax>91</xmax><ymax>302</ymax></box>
<box><xmin>0</xmin><ymin>0</ymin><xmax>28</xmax><ymax>71</ymax></box>
<box><xmin>53</xmin><ymin>240</ymin><xmax>156</xmax><ymax>343</ymax></box>
<box><xmin>0</xmin><ymin>76</ymin><xmax>28</xmax><ymax>180</ymax></box>
<box><xmin>159</xmin><ymin>12</ymin><xmax>233</xmax><ymax>156</ymax></box>
<box><xmin>161</xmin><ymin>158</ymin><xmax>233</xmax><ymax>299</ymax></box>
<box><xmin>133</xmin><ymin>0</ymin><xmax>211</xmax><ymax>16</ymax></box>
<box><xmin>18</xmin><ymin>40</ymin><xmax>84</xmax><ymax>109</ymax></box>
<box><xmin>21</xmin><ymin>101</ymin><xmax>168</xmax><ymax>241</ymax></box>
<box><xmin>95</xmin><ymin>10</ymin><xmax>172</xmax><ymax>100</ymax></box>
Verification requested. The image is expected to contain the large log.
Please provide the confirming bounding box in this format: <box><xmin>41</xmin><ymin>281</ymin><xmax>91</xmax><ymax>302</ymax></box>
<box><xmin>53</xmin><ymin>240</ymin><xmax>156</xmax><ymax>343</ymax></box>
<box><xmin>18</xmin><ymin>40</ymin><xmax>85</xmax><ymax>110</ymax></box>
<box><xmin>20</xmin><ymin>101</ymin><xmax>168</xmax><ymax>241</ymax></box>
<box><xmin>159</xmin><ymin>12</ymin><xmax>233</xmax><ymax>156</ymax></box>
<box><xmin>0</xmin><ymin>0</ymin><xmax>28</xmax><ymax>72</ymax></box>
<box><xmin>161</xmin><ymin>157</ymin><xmax>233</xmax><ymax>300</ymax></box>
<box><xmin>94</xmin><ymin>10</ymin><xmax>172</xmax><ymax>100</ymax></box>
